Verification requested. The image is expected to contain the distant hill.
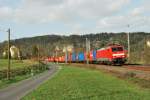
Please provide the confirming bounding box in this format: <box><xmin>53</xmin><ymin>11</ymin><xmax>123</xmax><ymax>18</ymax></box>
<box><xmin>0</xmin><ymin>32</ymin><xmax>150</xmax><ymax>64</ymax></box>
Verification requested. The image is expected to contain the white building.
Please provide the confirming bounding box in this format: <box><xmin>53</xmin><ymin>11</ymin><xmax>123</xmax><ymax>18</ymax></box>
<box><xmin>10</xmin><ymin>45</ymin><xmax>20</xmax><ymax>59</ymax></box>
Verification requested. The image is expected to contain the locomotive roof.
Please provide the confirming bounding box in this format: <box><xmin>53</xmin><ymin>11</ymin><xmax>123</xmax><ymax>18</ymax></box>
<box><xmin>97</xmin><ymin>45</ymin><xmax>123</xmax><ymax>51</ymax></box>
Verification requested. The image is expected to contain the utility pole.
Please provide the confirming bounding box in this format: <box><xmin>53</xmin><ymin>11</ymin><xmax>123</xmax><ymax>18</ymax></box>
<box><xmin>65</xmin><ymin>47</ymin><xmax>68</xmax><ymax>64</ymax></box>
<box><xmin>7</xmin><ymin>28</ymin><xmax>11</xmax><ymax>80</ymax></box>
<box><xmin>55</xmin><ymin>46</ymin><xmax>59</xmax><ymax>64</ymax></box>
<box><xmin>86</xmin><ymin>38</ymin><xmax>90</xmax><ymax>64</ymax></box>
<box><xmin>38</xmin><ymin>45</ymin><xmax>40</xmax><ymax>66</ymax></box>
<box><xmin>56</xmin><ymin>51</ymin><xmax>58</xmax><ymax>64</ymax></box>
<box><xmin>127</xmin><ymin>25</ymin><xmax>130</xmax><ymax>63</ymax></box>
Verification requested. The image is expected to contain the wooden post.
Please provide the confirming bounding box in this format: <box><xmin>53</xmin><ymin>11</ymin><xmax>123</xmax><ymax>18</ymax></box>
<box><xmin>7</xmin><ymin>28</ymin><xmax>11</xmax><ymax>80</ymax></box>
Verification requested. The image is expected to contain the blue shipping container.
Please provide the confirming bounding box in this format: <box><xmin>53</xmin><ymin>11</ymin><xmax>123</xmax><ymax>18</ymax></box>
<box><xmin>72</xmin><ymin>52</ymin><xmax>76</xmax><ymax>62</ymax></box>
<box><xmin>93</xmin><ymin>50</ymin><xmax>97</xmax><ymax>60</ymax></box>
<box><xmin>78</xmin><ymin>52</ymin><xmax>85</xmax><ymax>61</ymax></box>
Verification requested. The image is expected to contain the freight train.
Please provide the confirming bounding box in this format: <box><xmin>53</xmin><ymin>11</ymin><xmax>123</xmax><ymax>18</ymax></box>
<box><xmin>46</xmin><ymin>44</ymin><xmax>127</xmax><ymax>65</ymax></box>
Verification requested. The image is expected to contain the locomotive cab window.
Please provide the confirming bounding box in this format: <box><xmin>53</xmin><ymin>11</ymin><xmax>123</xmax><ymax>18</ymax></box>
<box><xmin>112</xmin><ymin>47</ymin><xmax>123</xmax><ymax>52</ymax></box>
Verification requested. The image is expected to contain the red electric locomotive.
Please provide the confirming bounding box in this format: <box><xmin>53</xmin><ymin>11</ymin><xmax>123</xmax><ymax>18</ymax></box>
<box><xmin>96</xmin><ymin>44</ymin><xmax>127</xmax><ymax>65</ymax></box>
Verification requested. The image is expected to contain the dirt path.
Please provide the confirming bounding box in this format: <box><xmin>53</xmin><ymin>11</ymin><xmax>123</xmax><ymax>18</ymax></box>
<box><xmin>0</xmin><ymin>64</ymin><xmax>58</xmax><ymax>100</ymax></box>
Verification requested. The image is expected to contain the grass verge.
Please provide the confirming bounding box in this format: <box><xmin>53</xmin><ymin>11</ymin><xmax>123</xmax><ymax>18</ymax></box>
<box><xmin>22</xmin><ymin>65</ymin><xmax>150</xmax><ymax>100</ymax></box>
<box><xmin>0</xmin><ymin>60</ymin><xmax>49</xmax><ymax>89</ymax></box>
<box><xmin>68</xmin><ymin>63</ymin><xmax>150</xmax><ymax>89</ymax></box>
<box><xmin>0</xmin><ymin>59</ymin><xmax>38</xmax><ymax>70</ymax></box>
<box><xmin>0</xmin><ymin>74</ymin><xmax>30</xmax><ymax>89</ymax></box>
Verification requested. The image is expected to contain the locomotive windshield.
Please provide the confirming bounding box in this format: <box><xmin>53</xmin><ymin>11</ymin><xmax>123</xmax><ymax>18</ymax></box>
<box><xmin>112</xmin><ymin>47</ymin><xmax>123</xmax><ymax>52</ymax></box>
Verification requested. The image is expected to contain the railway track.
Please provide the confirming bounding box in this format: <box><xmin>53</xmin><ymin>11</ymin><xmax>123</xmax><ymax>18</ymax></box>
<box><xmin>68</xmin><ymin>63</ymin><xmax>150</xmax><ymax>72</ymax></box>
<box><xmin>123</xmin><ymin>65</ymin><xmax>150</xmax><ymax>72</ymax></box>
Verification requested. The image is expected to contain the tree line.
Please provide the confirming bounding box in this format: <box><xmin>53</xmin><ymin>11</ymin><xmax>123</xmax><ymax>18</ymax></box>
<box><xmin>0</xmin><ymin>32</ymin><xmax>149</xmax><ymax>64</ymax></box>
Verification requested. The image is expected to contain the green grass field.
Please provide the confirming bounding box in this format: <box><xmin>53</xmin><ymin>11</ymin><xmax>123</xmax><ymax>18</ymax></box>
<box><xmin>0</xmin><ymin>59</ymin><xmax>39</xmax><ymax>88</ymax></box>
<box><xmin>0</xmin><ymin>59</ymin><xmax>38</xmax><ymax>70</ymax></box>
<box><xmin>0</xmin><ymin>74</ymin><xmax>31</xmax><ymax>89</ymax></box>
<box><xmin>22</xmin><ymin>65</ymin><xmax>150</xmax><ymax>100</ymax></box>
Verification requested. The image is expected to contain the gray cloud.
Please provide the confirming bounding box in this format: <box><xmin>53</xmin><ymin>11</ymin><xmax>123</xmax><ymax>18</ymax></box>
<box><xmin>0</xmin><ymin>0</ymin><xmax>130</xmax><ymax>23</ymax></box>
<box><xmin>0</xmin><ymin>0</ymin><xmax>150</xmax><ymax>32</ymax></box>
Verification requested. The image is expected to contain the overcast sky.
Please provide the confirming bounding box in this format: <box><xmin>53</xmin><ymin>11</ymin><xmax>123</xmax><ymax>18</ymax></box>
<box><xmin>0</xmin><ymin>0</ymin><xmax>150</xmax><ymax>42</ymax></box>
